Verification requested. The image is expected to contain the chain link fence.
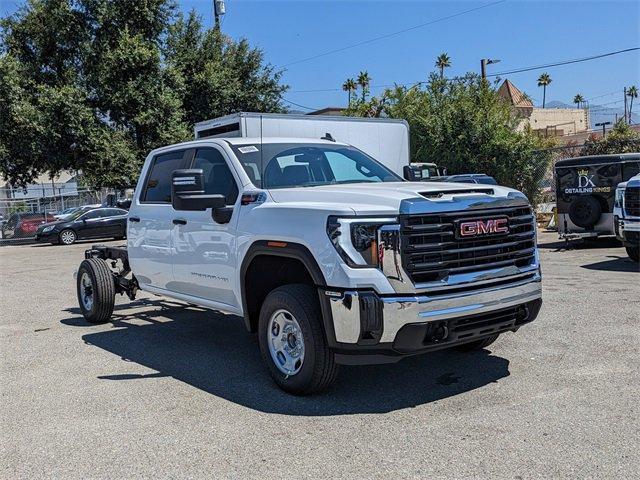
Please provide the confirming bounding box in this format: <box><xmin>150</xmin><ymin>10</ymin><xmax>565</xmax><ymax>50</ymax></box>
<box><xmin>0</xmin><ymin>184</ymin><xmax>107</xmax><ymax>243</ymax></box>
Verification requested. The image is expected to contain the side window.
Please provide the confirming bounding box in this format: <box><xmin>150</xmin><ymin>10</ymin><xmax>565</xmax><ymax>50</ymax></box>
<box><xmin>103</xmin><ymin>208</ymin><xmax>127</xmax><ymax>217</ymax></box>
<box><xmin>83</xmin><ymin>210</ymin><xmax>103</xmax><ymax>220</ymax></box>
<box><xmin>192</xmin><ymin>148</ymin><xmax>239</xmax><ymax>205</ymax></box>
<box><xmin>142</xmin><ymin>150</ymin><xmax>186</xmax><ymax>203</ymax></box>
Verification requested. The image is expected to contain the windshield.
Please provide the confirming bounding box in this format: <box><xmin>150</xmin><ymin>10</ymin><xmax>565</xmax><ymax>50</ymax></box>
<box><xmin>230</xmin><ymin>143</ymin><xmax>401</xmax><ymax>189</ymax></box>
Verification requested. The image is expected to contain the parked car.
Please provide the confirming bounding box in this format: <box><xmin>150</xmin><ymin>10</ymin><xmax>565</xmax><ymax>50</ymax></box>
<box><xmin>444</xmin><ymin>174</ymin><xmax>499</xmax><ymax>185</ymax></box>
<box><xmin>75</xmin><ymin>135</ymin><xmax>542</xmax><ymax>395</ymax></box>
<box><xmin>403</xmin><ymin>162</ymin><xmax>447</xmax><ymax>181</ymax></box>
<box><xmin>35</xmin><ymin>207</ymin><xmax>128</xmax><ymax>245</ymax></box>
<box><xmin>613</xmin><ymin>172</ymin><xmax>640</xmax><ymax>261</ymax></box>
<box><xmin>2</xmin><ymin>212</ymin><xmax>57</xmax><ymax>239</ymax></box>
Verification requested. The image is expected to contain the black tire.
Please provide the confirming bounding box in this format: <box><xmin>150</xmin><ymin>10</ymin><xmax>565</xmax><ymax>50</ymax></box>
<box><xmin>77</xmin><ymin>258</ymin><xmax>115</xmax><ymax>324</ymax></box>
<box><xmin>59</xmin><ymin>229</ymin><xmax>77</xmax><ymax>245</ymax></box>
<box><xmin>258</xmin><ymin>284</ymin><xmax>339</xmax><ymax>395</ymax></box>
<box><xmin>626</xmin><ymin>245</ymin><xmax>640</xmax><ymax>262</ymax></box>
<box><xmin>456</xmin><ymin>333</ymin><xmax>500</xmax><ymax>352</ymax></box>
<box><xmin>568</xmin><ymin>195</ymin><xmax>602</xmax><ymax>228</ymax></box>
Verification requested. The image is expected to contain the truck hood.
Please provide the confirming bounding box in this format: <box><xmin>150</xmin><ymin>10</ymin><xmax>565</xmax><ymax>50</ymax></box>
<box><xmin>267</xmin><ymin>181</ymin><xmax>523</xmax><ymax>215</ymax></box>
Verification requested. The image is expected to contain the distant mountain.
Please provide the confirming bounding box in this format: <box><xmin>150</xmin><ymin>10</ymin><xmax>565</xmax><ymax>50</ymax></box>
<box><xmin>538</xmin><ymin>100</ymin><xmax>631</xmax><ymax>129</ymax></box>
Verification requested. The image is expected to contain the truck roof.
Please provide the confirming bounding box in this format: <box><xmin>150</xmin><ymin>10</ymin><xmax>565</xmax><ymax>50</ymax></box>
<box><xmin>194</xmin><ymin>111</ymin><xmax>409</xmax><ymax>130</ymax></box>
<box><xmin>223</xmin><ymin>137</ymin><xmax>349</xmax><ymax>146</ymax></box>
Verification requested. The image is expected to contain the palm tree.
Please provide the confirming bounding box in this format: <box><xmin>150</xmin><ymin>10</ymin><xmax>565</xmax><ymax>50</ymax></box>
<box><xmin>342</xmin><ymin>78</ymin><xmax>357</xmax><ymax>105</ymax></box>
<box><xmin>628</xmin><ymin>85</ymin><xmax>638</xmax><ymax>123</ymax></box>
<box><xmin>573</xmin><ymin>94</ymin><xmax>585</xmax><ymax>109</ymax></box>
<box><xmin>537</xmin><ymin>72</ymin><xmax>552</xmax><ymax>108</ymax></box>
<box><xmin>435</xmin><ymin>53</ymin><xmax>451</xmax><ymax>79</ymax></box>
<box><xmin>357</xmin><ymin>71</ymin><xmax>371</xmax><ymax>101</ymax></box>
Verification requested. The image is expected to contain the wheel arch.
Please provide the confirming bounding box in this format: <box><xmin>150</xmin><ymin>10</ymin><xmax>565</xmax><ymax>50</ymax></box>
<box><xmin>240</xmin><ymin>240</ymin><xmax>327</xmax><ymax>333</ymax></box>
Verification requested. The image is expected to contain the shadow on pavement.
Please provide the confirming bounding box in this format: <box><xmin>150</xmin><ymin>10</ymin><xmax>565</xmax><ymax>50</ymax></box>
<box><xmin>537</xmin><ymin>235</ymin><xmax>622</xmax><ymax>251</ymax></box>
<box><xmin>580</xmin><ymin>255</ymin><xmax>640</xmax><ymax>273</ymax></box>
<box><xmin>61</xmin><ymin>299</ymin><xmax>511</xmax><ymax>416</ymax></box>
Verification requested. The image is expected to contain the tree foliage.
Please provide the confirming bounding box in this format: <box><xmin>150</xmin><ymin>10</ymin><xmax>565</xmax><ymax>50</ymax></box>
<box><xmin>0</xmin><ymin>0</ymin><xmax>287</xmax><ymax>188</ymax></box>
<box><xmin>580</xmin><ymin>120</ymin><xmax>640</xmax><ymax>156</ymax></box>
<box><xmin>345</xmin><ymin>73</ymin><xmax>555</xmax><ymax>202</ymax></box>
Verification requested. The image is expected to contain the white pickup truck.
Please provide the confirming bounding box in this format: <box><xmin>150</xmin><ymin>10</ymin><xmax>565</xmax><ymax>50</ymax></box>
<box><xmin>76</xmin><ymin>136</ymin><xmax>542</xmax><ymax>394</ymax></box>
<box><xmin>613</xmin><ymin>173</ymin><xmax>640</xmax><ymax>261</ymax></box>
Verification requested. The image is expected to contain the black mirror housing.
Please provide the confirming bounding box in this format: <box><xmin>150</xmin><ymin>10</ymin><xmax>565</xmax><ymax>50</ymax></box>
<box><xmin>403</xmin><ymin>165</ymin><xmax>421</xmax><ymax>181</ymax></box>
<box><xmin>171</xmin><ymin>169</ymin><xmax>226</xmax><ymax>211</ymax></box>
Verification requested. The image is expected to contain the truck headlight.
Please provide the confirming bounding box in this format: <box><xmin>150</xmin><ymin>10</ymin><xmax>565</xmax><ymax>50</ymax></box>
<box><xmin>615</xmin><ymin>188</ymin><xmax>625</xmax><ymax>209</ymax></box>
<box><xmin>327</xmin><ymin>216</ymin><xmax>397</xmax><ymax>267</ymax></box>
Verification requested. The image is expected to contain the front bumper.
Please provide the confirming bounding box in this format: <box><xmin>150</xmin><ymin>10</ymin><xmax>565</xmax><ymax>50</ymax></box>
<box><xmin>34</xmin><ymin>230</ymin><xmax>56</xmax><ymax>242</ymax></box>
<box><xmin>323</xmin><ymin>271</ymin><xmax>542</xmax><ymax>364</ymax></box>
<box><xmin>614</xmin><ymin>216</ymin><xmax>640</xmax><ymax>246</ymax></box>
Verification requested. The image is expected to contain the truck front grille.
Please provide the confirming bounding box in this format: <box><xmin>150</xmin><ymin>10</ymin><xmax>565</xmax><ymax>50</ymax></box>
<box><xmin>400</xmin><ymin>206</ymin><xmax>536</xmax><ymax>284</ymax></box>
<box><xmin>624</xmin><ymin>186</ymin><xmax>640</xmax><ymax>217</ymax></box>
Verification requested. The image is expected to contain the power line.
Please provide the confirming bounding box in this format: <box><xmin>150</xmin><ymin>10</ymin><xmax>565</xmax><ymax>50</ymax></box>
<box><xmin>280</xmin><ymin>97</ymin><xmax>318</xmax><ymax>111</ymax></box>
<box><xmin>488</xmin><ymin>47</ymin><xmax>639</xmax><ymax>77</ymax></box>
<box><xmin>279</xmin><ymin>0</ymin><xmax>507</xmax><ymax>68</ymax></box>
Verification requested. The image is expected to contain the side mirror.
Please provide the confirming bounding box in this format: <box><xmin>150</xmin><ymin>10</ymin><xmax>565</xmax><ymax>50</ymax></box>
<box><xmin>171</xmin><ymin>169</ymin><xmax>226</xmax><ymax>211</ymax></box>
<box><xmin>403</xmin><ymin>165</ymin><xmax>421</xmax><ymax>181</ymax></box>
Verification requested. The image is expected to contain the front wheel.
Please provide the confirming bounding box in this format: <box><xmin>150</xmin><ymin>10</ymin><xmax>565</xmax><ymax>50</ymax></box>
<box><xmin>77</xmin><ymin>258</ymin><xmax>115</xmax><ymax>324</ymax></box>
<box><xmin>626</xmin><ymin>245</ymin><xmax>640</xmax><ymax>262</ymax></box>
<box><xmin>59</xmin><ymin>229</ymin><xmax>77</xmax><ymax>245</ymax></box>
<box><xmin>258</xmin><ymin>284</ymin><xmax>339</xmax><ymax>395</ymax></box>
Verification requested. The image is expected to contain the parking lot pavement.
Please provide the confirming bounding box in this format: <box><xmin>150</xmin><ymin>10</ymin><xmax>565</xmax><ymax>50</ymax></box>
<box><xmin>1</xmin><ymin>233</ymin><xmax>639</xmax><ymax>479</ymax></box>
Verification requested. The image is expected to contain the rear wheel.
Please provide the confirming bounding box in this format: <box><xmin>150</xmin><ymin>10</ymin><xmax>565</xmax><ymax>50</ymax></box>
<box><xmin>77</xmin><ymin>258</ymin><xmax>115</xmax><ymax>324</ymax></box>
<box><xmin>59</xmin><ymin>229</ymin><xmax>77</xmax><ymax>245</ymax></box>
<box><xmin>258</xmin><ymin>284</ymin><xmax>339</xmax><ymax>395</ymax></box>
<box><xmin>626</xmin><ymin>245</ymin><xmax>640</xmax><ymax>262</ymax></box>
<box><xmin>456</xmin><ymin>333</ymin><xmax>500</xmax><ymax>352</ymax></box>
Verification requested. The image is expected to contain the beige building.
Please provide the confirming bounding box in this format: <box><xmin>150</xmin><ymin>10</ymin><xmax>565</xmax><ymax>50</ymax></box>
<box><xmin>497</xmin><ymin>80</ymin><xmax>589</xmax><ymax>136</ymax></box>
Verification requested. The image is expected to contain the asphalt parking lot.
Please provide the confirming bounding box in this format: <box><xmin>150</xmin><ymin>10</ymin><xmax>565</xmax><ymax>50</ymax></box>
<box><xmin>1</xmin><ymin>232</ymin><xmax>639</xmax><ymax>479</ymax></box>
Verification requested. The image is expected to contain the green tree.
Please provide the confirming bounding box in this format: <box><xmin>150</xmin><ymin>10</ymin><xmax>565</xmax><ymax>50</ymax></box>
<box><xmin>581</xmin><ymin>120</ymin><xmax>640</xmax><ymax>155</ymax></box>
<box><xmin>357</xmin><ymin>70</ymin><xmax>370</xmax><ymax>101</ymax></box>
<box><xmin>627</xmin><ymin>85</ymin><xmax>638</xmax><ymax>123</ymax></box>
<box><xmin>166</xmin><ymin>11</ymin><xmax>287</xmax><ymax>126</ymax></box>
<box><xmin>537</xmin><ymin>72</ymin><xmax>552</xmax><ymax>108</ymax></box>
<box><xmin>573</xmin><ymin>93</ymin><xmax>584</xmax><ymax>109</ymax></box>
<box><xmin>342</xmin><ymin>78</ymin><xmax>357</xmax><ymax>105</ymax></box>
<box><xmin>435</xmin><ymin>53</ymin><xmax>451</xmax><ymax>79</ymax></box>
<box><xmin>0</xmin><ymin>1</ymin><xmax>287</xmax><ymax>189</ymax></box>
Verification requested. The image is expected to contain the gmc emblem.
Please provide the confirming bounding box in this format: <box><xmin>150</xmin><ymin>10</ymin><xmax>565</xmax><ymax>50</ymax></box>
<box><xmin>457</xmin><ymin>217</ymin><xmax>509</xmax><ymax>238</ymax></box>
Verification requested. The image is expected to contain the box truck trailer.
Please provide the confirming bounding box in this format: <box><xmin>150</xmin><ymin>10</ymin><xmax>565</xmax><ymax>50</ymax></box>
<box><xmin>194</xmin><ymin>112</ymin><xmax>410</xmax><ymax>177</ymax></box>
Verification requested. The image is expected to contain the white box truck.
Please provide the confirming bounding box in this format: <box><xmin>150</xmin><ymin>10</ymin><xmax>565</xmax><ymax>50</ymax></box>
<box><xmin>194</xmin><ymin>112</ymin><xmax>410</xmax><ymax>177</ymax></box>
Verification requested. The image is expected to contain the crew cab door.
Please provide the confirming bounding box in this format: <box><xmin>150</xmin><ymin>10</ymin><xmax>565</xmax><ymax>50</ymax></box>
<box><xmin>127</xmin><ymin>149</ymin><xmax>189</xmax><ymax>290</ymax></box>
<box><xmin>170</xmin><ymin>146</ymin><xmax>241</xmax><ymax>310</ymax></box>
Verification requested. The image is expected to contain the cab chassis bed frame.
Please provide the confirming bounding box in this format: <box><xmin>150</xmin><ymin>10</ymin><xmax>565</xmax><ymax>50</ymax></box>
<box><xmin>84</xmin><ymin>245</ymin><xmax>139</xmax><ymax>300</ymax></box>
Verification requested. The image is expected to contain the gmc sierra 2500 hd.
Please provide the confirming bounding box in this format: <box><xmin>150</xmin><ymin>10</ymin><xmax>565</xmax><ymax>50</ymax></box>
<box><xmin>76</xmin><ymin>137</ymin><xmax>542</xmax><ymax>394</ymax></box>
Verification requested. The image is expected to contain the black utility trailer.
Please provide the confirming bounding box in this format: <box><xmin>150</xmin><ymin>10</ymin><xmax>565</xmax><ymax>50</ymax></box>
<box><xmin>555</xmin><ymin>153</ymin><xmax>640</xmax><ymax>240</ymax></box>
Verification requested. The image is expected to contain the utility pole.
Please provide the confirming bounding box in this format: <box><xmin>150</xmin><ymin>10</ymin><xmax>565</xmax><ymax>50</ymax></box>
<box><xmin>214</xmin><ymin>0</ymin><xmax>226</xmax><ymax>31</ymax></box>
<box><xmin>480</xmin><ymin>58</ymin><xmax>501</xmax><ymax>80</ymax></box>
<box><xmin>595</xmin><ymin>121</ymin><xmax>611</xmax><ymax>137</ymax></box>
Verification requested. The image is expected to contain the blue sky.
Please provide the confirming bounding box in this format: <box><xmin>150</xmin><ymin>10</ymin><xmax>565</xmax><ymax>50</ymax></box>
<box><xmin>2</xmin><ymin>0</ymin><xmax>639</xmax><ymax>112</ymax></box>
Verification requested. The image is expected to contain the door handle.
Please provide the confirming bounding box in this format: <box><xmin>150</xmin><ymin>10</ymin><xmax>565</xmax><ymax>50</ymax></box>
<box><xmin>128</xmin><ymin>217</ymin><xmax>140</xmax><ymax>223</ymax></box>
<box><xmin>172</xmin><ymin>218</ymin><xmax>187</xmax><ymax>225</ymax></box>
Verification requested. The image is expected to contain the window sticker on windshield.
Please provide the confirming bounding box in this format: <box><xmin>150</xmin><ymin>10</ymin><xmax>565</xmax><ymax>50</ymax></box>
<box><xmin>238</xmin><ymin>146</ymin><xmax>259</xmax><ymax>154</ymax></box>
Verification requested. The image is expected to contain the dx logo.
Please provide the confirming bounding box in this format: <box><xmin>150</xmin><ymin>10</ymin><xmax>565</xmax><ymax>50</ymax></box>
<box><xmin>577</xmin><ymin>169</ymin><xmax>595</xmax><ymax>188</ymax></box>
